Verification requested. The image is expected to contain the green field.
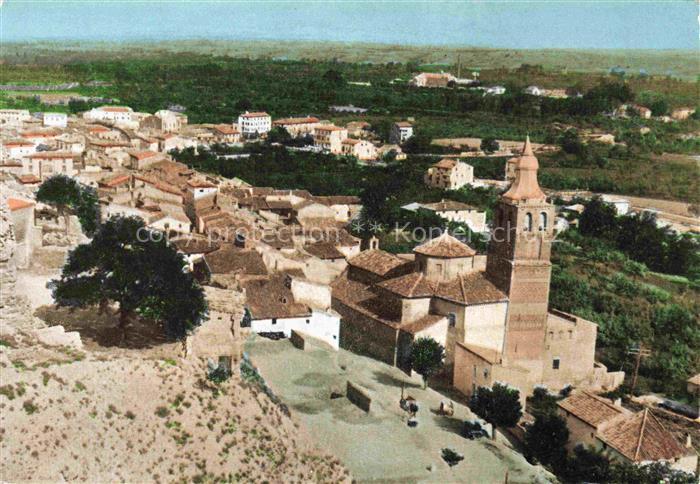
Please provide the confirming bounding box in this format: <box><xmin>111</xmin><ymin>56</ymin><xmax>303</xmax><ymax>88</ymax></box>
<box><xmin>3</xmin><ymin>40</ymin><xmax>699</xmax><ymax>79</ymax></box>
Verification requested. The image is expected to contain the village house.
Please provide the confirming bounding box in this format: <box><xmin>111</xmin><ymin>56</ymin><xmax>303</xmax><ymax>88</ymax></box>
<box><xmin>524</xmin><ymin>86</ymin><xmax>546</xmax><ymax>96</ymax></box>
<box><xmin>377</xmin><ymin>144</ymin><xmax>407</xmax><ymax>161</ymax></box>
<box><xmin>1</xmin><ymin>140</ymin><xmax>35</xmax><ymax>160</ymax></box>
<box><xmin>345</xmin><ymin>121</ymin><xmax>372</xmax><ymax>139</ymax></box>
<box><xmin>409</xmin><ymin>72</ymin><xmax>456</xmax><ymax>88</ymax></box>
<box><xmin>424</xmin><ymin>158</ymin><xmax>474</xmax><ymax>190</ymax></box>
<box><xmin>313</xmin><ymin>125</ymin><xmax>348</xmax><ymax>154</ymax></box>
<box><xmin>389</xmin><ymin>121</ymin><xmax>414</xmax><ymax>144</ymax></box>
<box><xmin>42</xmin><ymin>112</ymin><xmax>68</xmax><ymax>128</ymax></box>
<box><xmin>614</xmin><ymin>104</ymin><xmax>652</xmax><ymax>119</ymax></box>
<box><xmin>420</xmin><ymin>199</ymin><xmax>487</xmax><ymax>233</ymax></box>
<box><xmin>129</xmin><ymin>150</ymin><xmax>168</xmax><ymax>170</ymax></box>
<box><xmin>340</xmin><ymin>138</ymin><xmax>377</xmax><ymax>161</ymax></box>
<box><xmin>241</xmin><ymin>273</ymin><xmax>341</xmax><ymax>349</ymax></box>
<box><xmin>7</xmin><ymin>197</ymin><xmax>36</xmax><ymax>268</ymax></box>
<box><xmin>55</xmin><ymin>134</ymin><xmax>86</xmax><ymax>154</ymax></box>
<box><xmin>83</xmin><ymin>106</ymin><xmax>134</xmax><ymax>124</ymax></box>
<box><xmin>272</xmin><ymin>117</ymin><xmax>320</xmax><ymax>138</ymax></box>
<box><xmin>237</xmin><ymin>111</ymin><xmax>272</xmax><ymax>137</ymax></box>
<box><xmin>557</xmin><ymin>391</ymin><xmax>697</xmax><ymax>474</ymax></box>
<box><xmin>671</xmin><ymin>107</ymin><xmax>695</xmax><ymax>121</ymax></box>
<box><xmin>23</xmin><ymin>152</ymin><xmax>76</xmax><ymax>179</ymax></box>
<box><xmin>482</xmin><ymin>85</ymin><xmax>507</xmax><ymax>96</ymax></box>
<box><xmin>20</xmin><ymin>129</ymin><xmax>60</xmax><ymax>147</ymax></box>
<box><xmin>0</xmin><ymin>109</ymin><xmax>31</xmax><ymax>127</ymax></box>
<box><xmin>687</xmin><ymin>374</ymin><xmax>700</xmax><ymax>396</ymax></box>
<box><xmin>210</xmin><ymin>124</ymin><xmax>241</xmax><ymax>144</ymax></box>
<box><xmin>140</xmin><ymin>109</ymin><xmax>188</xmax><ymax>133</ymax></box>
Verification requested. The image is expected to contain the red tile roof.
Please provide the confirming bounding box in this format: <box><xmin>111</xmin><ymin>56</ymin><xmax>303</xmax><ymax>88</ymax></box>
<box><xmin>100</xmin><ymin>106</ymin><xmax>131</xmax><ymax>113</ymax></box>
<box><xmin>18</xmin><ymin>174</ymin><xmax>41</xmax><ymax>184</ymax></box>
<box><xmin>28</xmin><ymin>151</ymin><xmax>74</xmax><ymax>159</ymax></box>
<box><xmin>347</xmin><ymin>249</ymin><xmax>408</xmax><ymax>277</ymax></box>
<box><xmin>239</xmin><ymin>111</ymin><xmax>269</xmax><ymax>118</ymax></box>
<box><xmin>557</xmin><ymin>391</ymin><xmax>627</xmax><ymax>428</ymax></box>
<box><xmin>8</xmin><ymin>198</ymin><xmax>35</xmax><ymax>211</ymax></box>
<box><xmin>99</xmin><ymin>174</ymin><xmax>131</xmax><ymax>188</ymax></box>
<box><xmin>131</xmin><ymin>151</ymin><xmax>159</xmax><ymax>161</ymax></box>
<box><xmin>597</xmin><ymin>409</ymin><xmax>688</xmax><ymax>463</ymax></box>
<box><xmin>273</xmin><ymin>117</ymin><xmax>319</xmax><ymax>125</ymax></box>
<box><xmin>413</xmin><ymin>232</ymin><xmax>476</xmax><ymax>258</ymax></box>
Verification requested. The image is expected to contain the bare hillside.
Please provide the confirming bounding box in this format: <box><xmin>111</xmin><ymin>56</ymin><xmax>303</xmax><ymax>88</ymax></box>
<box><xmin>0</xmin><ymin>338</ymin><xmax>349</xmax><ymax>483</ymax></box>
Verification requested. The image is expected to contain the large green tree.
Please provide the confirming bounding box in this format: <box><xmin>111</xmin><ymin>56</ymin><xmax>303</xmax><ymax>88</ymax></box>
<box><xmin>50</xmin><ymin>216</ymin><xmax>207</xmax><ymax>339</ymax></box>
<box><xmin>469</xmin><ymin>383</ymin><xmax>522</xmax><ymax>439</ymax></box>
<box><xmin>524</xmin><ymin>412</ymin><xmax>569</xmax><ymax>468</ymax></box>
<box><xmin>36</xmin><ymin>175</ymin><xmax>100</xmax><ymax>236</ymax></box>
<box><xmin>410</xmin><ymin>337</ymin><xmax>444</xmax><ymax>389</ymax></box>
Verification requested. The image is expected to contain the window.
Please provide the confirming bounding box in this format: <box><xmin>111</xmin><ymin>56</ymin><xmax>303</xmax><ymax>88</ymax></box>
<box><xmin>552</xmin><ymin>358</ymin><xmax>560</xmax><ymax>370</ymax></box>
<box><xmin>539</xmin><ymin>211</ymin><xmax>548</xmax><ymax>231</ymax></box>
<box><xmin>524</xmin><ymin>212</ymin><xmax>533</xmax><ymax>231</ymax></box>
<box><xmin>306</xmin><ymin>319</ymin><xmax>310</xmax><ymax>324</ymax></box>
<box><xmin>568</xmin><ymin>330</ymin><xmax>573</xmax><ymax>339</ymax></box>
<box><xmin>448</xmin><ymin>313</ymin><xmax>456</xmax><ymax>327</ymax></box>
<box><xmin>436</xmin><ymin>263</ymin><xmax>443</xmax><ymax>273</ymax></box>
<box><xmin>483</xmin><ymin>368</ymin><xmax>489</xmax><ymax>379</ymax></box>
<box><xmin>272</xmin><ymin>318</ymin><xmax>277</xmax><ymax>325</ymax></box>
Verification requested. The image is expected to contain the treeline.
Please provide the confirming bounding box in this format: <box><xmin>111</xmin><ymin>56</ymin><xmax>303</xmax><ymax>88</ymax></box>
<box><xmin>579</xmin><ymin>197</ymin><xmax>699</xmax><ymax>278</ymax></box>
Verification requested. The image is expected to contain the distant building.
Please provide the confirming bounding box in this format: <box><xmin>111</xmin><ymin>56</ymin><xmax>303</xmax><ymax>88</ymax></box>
<box><xmin>671</xmin><ymin>107</ymin><xmax>695</xmax><ymax>121</ymax></box>
<box><xmin>601</xmin><ymin>195</ymin><xmax>630</xmax><ymax>216</ymax></box>
<box><xmin>42</xmin><ymin>112</ymin><xmax>68</xmax><ymax>128</ymax></box>
<box><xmin>419</xmin><ymin>199</ymin><xmax>487</xmax><ymax>233</ymax></box>
<box><xmin>329</xmin><ymin>104</ymin><xmax>367</xmax><ymax>114</ymax></box>
<box><xmin>0</xmin><ymin>109</ymin><xmax>31</xmax><ymax>127</ymax></box>
<box><xmin>2</xmin><ymin>140</ymin><xmax>35</xmax><ymax>160</ymax></box>
<box><xmin>83</xmin><ymin>105</ymin><xmax>134</xmax><ymax>124</ymax></box>
<box><xmin>483</xmin><ymin>86</ymin><xmax>506</xmax><ymax>96</ymax></box>
<box><xmin>211</xmin><ymin>124</ymin><xmax>241</xmax><ymax>144</ymax></box>
<box><xmin>410</xmin><ymin>72</ymin><xmax>456</xmax><ymax>88</ymax></box>
<box><xmin>313</xmin><ymin>125</ymin><xmax>348</xmax><ymax>154</ymax></box>
<box><xmin>389</xmin><ymin>121</ymin><xmax>414</xmax><ymax>144</ymax></box>
<box><xmin>557</xmin><ymin>391</ymin><xmax>697</xmax><ymax>474</ymax></box>
<box><xmin>424</xmin><ymin>158</ymin><xmax>474</xmax><ymax>190</ymax></box>
<box><xmin>524</xmin><ymin>85</ymin><xmax>545</xmax><ymax>96</ymax></box>
<box><xmin>340</xmin><ymin>138</ymin><xmax>377</xmax><ymax>161</ymax></box>
<box><xmin>237</xmin><ymin>111</ymin><xmax>272</xmax><ymax>137</ymax></box>
<box><xmin>23</xmin><ymin>151</ymin><xmax>76</xmax><ymax>179</ymax></box>
<box><xmin>272</xmin><ymin>116</ymin><xmax>320</xmax><ymax>138</ymax></box>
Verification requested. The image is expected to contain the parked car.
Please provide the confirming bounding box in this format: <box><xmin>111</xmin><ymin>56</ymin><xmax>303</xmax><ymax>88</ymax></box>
<box><xmin>461</xmin><ymin>420</ymin><xmax>488</xmax><ymax>440</ymax></box>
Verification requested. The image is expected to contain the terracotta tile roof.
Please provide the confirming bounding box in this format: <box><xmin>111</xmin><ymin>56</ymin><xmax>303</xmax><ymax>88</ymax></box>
<box><xmin>273</xmin><ymin>117</ymin><xmax>319</xmax><ymax>125</ymax></box>
<box><xmin>239</xmin><ymin>111</ymin><xmax>269</xmax><ymax>118</ymax></box>
<box><xmin>271</xmin><ymin>189</ymin><xmax>313</xmax><ymax>199</ymax></box>
<box><xmin>0</xmin><ymin>162</ymin><xmax>22</xmax><ymax>167</ymax></box>
<box><xmin>21</xmin><ymin>130</ymin><xmax>58</xmax><ymax>138</ymax></box>
<box><xmin>394</xmin><ymin>121</ymin><xmax>413</xmax><ymax>127</ymax></box>
<box><xmin>213</xmin><ymin>124</ymin><xmax>239</xmax><ymax>135</ymax></box>
<box><xmin>414</xmin><ymin>232</ymin><xmax>476</xmax><ymax>258</ymax></box>
<box><xmin>171</xmin><ymin>236</ymin><xmax>221</xmax><ymax>255</ymax></box>
<box><xmin>100</xmin><ymin>106</ymin><xmax>131</xmax><ymax>113</ymax></box>
<box><xmin>422</xmin><ymin>200</ymin><xmax>478</xmax><ymax>212</ymax></box>
<box><xmin>347</xmin><ymin>249</ymin><xmax>407</xmax><ymax>277</ymax></box>
<box><xmin>18</xmin><ymin>174</ymin><xmax>41</xmax><ymax>184</ymax></box>
<box><xmin>204</xmin><ymin>246</ymin><xmax>267</xmax><ymax>275</ymax></box>
<box><xmin>304</xmin><ymin>241</ymin><xmax>345</xmax><ymax>260</ymax></box>
<box><xmin>502</xmin><ymin>137</ymin><xmax>546</xmax><ymax>202</ymax></box>
<box><xmin>99</xmin><ymin>174</ymin><xmax>131</xmax><ymax>188</ymax></box>
<box><xmin>331</xmin><ymin>272</ymin><xmax>400</xmax><ymax>328</ymax></box>
<box><xmin>341</xmin><ymin>138</ymin><xmax>360</xmax><ymax>145</ymax></box>
<box><xmin>88</xmin><ymin>125</ymin><xmax>110</xmax><ymax>133</ymax></box>
<box><xmin>8</xmin><ymin>198</ymin><xmax>35</xmax><ymax>211</ymax></box>
<box><xmin>187</xmin><ymin>178</ymin><xmax>217</xmax><ymax>189</ymax></box>
<box><xmin>131</xmin><ymin>150</ymin><xmax>160</xmax><ymax>161</ymax></box>
<box><xmin>377</xmin><ymin>272</ymin><xmax>434</xmax><ymax>298</ymax></box>
<box><xmin>265</xmin><ymin>200</ymin><xmax>293</xmax><ymax>210</ymax></box>
<box><xmin>688</xmin><ymin>374</ymin><xmax>700</xmax><ymax>386</ymax></box>
<box><xmin>314</xmin><ymin>125</ymin><xmax>346</xmax><ymax>132</ymax></box>
<box><xmin>557</xmin><ymin>391</ymin><xmax>627</xmax><ymax>428</ymax></box>
<box><xmin>312</xmin><ymin>195</ymin><xmax>361</xmax><ymax>206</ymax></box>
<box><xmin>400</xmin><ymin>314</ymin><xmax>446</xmax><ymax>335</ymax></box>
<box><xmin>433</xmin><ymin>158</ymin><xmax>458</xmax><ymax>169</ymax></box>
<box><xmin>241</xmin><ymin>275</ymin><xmax>310</xmax><ymax>320</ymax></box>
<box><xmin>3</xmin><ymin>140</ymin><xmax>33</xmax><ymax>147</ymax></box>
<box><xmin>597</xmin><ymin>409</ymin><xmax>688</xmax><ymax>462</ymax></box>
<box><xmin>432</xmin><ymin>272</ymin><xmax>507</xmax><ymax>305</ymax></box>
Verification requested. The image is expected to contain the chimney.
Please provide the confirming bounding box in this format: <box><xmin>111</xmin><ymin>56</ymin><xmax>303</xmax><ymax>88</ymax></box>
<box><xmin>686</xmin><ymin>433</ymin><xmax>692</xmax><ymax>448</ymax></box>
<box><xmin>613</xmin><ymin>398</ymin><xmax>622</xmax><ymax>407</ymax></box>
<box><xmin>368</xmin><ymin>236</ymin><xmax>379</xmax><ymax>250</ymax></box>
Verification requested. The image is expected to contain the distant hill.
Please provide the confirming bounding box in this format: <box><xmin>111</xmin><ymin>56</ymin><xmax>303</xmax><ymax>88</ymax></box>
<box><xmin>3</xmin><ymin>40</ymin><xmax>698</xmax><ymax>79</ymax></box>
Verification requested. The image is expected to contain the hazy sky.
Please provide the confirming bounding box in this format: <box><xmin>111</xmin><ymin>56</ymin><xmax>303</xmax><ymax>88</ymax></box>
<box><xmin>1</xmin><ymin>1</ymin><xmax>698</xmax><ymax>49</ymax></box>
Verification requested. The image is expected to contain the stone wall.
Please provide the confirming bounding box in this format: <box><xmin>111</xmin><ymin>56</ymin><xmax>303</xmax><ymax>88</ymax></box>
<box><xmin>346</xmin><ymin>381</ymin><xmax>372</xmax><ymax>412</ymax></box>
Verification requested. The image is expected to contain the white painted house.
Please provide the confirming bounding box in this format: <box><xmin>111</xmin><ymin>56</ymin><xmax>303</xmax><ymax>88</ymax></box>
<box><xmin>237</xmin><ymin>111</ymin><xmax>272</xmax><ymax>137</ymax></box>
<box><xmin>42</xmin><ymin>112</ymin><xmax>68</xmax><ymax>128</ymax></box>
<box><xmin>83</xmin><ymin>106</ymin><xmax>134</xmax><ymax>124</ymax></box>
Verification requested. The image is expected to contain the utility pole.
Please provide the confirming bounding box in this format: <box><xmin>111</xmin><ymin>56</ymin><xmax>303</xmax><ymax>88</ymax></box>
<box><xmin>627</xmin><ymin>342</ymin><xmax>651</xmax><ymax>394</ymax></box>
<box><xmin>457</xmin><ymin>54</ymin><xmax>462</xmax><ymax>79</ymax></box>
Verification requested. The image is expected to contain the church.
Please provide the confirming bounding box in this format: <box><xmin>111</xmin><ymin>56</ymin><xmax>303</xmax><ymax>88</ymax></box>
<box><xmin>331</xmin><ymin>138</ymin><xmax>624</xmax><ymax>401</ymax></box>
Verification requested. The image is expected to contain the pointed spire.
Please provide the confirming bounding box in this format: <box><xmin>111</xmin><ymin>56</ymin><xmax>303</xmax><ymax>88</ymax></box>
<box><xmin>501</xmin><ymin>137</ymin><xmax>546</xmax><ymax>202</ymax></box>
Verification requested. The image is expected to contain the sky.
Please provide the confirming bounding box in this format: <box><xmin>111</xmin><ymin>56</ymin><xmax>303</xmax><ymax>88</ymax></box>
<box><xmin>1</xmin><ymin>1</ymin><xmax>698</xmax><ymax>49</ymax></box>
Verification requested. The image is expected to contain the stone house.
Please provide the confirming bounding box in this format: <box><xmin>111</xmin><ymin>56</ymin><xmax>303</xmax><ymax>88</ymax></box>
<box><xmin>419</xmin><ymin>199</ymin><xmax>487</xmax><ymax>233</ymax></box>
<box><xmin>42</xmin><ymin>112</ymin><xmax>67</xmax><ymax>128</ymax></box>
<box><xmin>129</xmin><ymin>150</ymin><xmax>167</xmax><ymax>170</ymax></box>
<box><xmin>272</xmin><ymin>117</ymin><xmax>319</xmax><ymax>138</ymax></box>
<box><xmin>0</xmin><ymin>109</ymin><xmax>31</xmax><ymax>127</ymax></box>
<box><xmin>313</xmin><ymin>125</ymin><xmax>348</xmax><ymax>154</ymax></box>
<box><xmin>424</xmin><ymin>158</ymin><xmax>474</xmax><ymax>190</ymax></box>
<box><xmin>210</xmin><ymin>124</ymin><xmax>241</xmax><ymax>144</ymax></box>
<box><xmin>409</xmin><ymin>72</ymin><xmax>456</xmax><ymax>88</ymax></box>
<box><xmin>687</xmin><ymin>374</ymin><xmax>700</xmax><ymax>396</ymax></box>
<box><xmin>389</xmin><ymin>121</ymin><xmax>414</xmax><ymax>144</ymax></box>
<box><xmin>671</xmin><ymin>107</ymin><xmax>695</xmax><ymax>121</ymax></box>
<box><xmin>557</xmin><ymin>391</ymin><xmax>697</xmax><ymax>474</ymax></box>
<box><xmin>340</xmin><ymin>138</ymin><xmax>377</xmax><ymax>161</ymax></box>
<box><xmin>1</xmin><ymin>140</ymin><xmax>35</xmax><ymax>160</ymax></box>
<box><xmin>23</xmin><ymin>152</ymin><xmax>76</xmax><ymax>179</ymax></box>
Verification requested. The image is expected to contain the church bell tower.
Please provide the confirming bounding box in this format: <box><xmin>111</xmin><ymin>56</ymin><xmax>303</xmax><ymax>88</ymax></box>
<box><xmin>486</xmin><ymin>137</ymin><xmax>555</xmax><ymax>366</ymax></box>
